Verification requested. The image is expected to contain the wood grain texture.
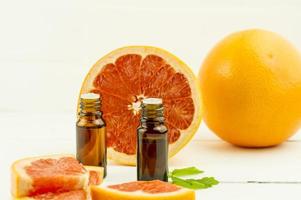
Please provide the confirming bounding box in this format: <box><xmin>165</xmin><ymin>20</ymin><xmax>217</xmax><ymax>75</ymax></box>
<box><xmin>2</xmin><ymin>112</ymin><xmax>301</xmax><ymax>199</ymax></box>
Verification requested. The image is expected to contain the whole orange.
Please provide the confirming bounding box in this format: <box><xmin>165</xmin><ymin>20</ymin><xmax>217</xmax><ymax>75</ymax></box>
<box><xmin>199</xmin><ymin>29</ymin><xmax>301</xmax><ymax>147</ymax></box>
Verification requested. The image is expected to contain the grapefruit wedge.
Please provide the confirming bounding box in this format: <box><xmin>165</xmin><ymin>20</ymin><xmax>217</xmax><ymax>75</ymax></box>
<box><xmin>90</xmin><ymin>180</ymin><xmax>195</xmax><ymax>200</ymax></box>
<box><xmin>80</xmin><ymin>46</ymin><xmax>202</xmax><ymax>165</ymax></box>
<box><xmin>11</xmin><ymin>155</ymin><xmax>104</xmax><ymax>198</ymax></box>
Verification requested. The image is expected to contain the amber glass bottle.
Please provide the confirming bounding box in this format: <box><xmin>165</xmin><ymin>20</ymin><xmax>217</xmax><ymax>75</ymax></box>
<box><xmin>76</xmin><ymin>93</ymin><xmax>107</xmax><ymax>177</ymax></box>
<box><xmin>137</xmin><ymin>98</ymin><xmax>168</xmax><ymax>182</ymax></box>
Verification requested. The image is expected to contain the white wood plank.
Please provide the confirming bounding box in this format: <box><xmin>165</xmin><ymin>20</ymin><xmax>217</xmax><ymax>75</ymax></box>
<box><xmin>103</xmin><ymin>166</ymin><xmax>301</xmax><ymax>200</ymax></box>
<box><xmin>199</xmin><ymin>183</ymin><xmax>301</xmax><ymax>200</ymax></box>
<box><xmin>170</xmin><ymin>140</ymin><xmax>301</xmax><ymax>182</ymax></box>
<box><xmin>2</xmin><ymin>112</ymin><xmax>301</xmax><ymax>199</ymax></box>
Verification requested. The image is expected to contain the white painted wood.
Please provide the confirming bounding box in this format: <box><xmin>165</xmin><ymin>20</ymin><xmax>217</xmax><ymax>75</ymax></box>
<box><xmin>103</xmin><ymin>166</ymin><xmax>301</xmax><ymax>200</ymax></box>
<box><xmin>2</xmin><ymin>113</ymin><xmax>301</xmax><ymax>199</ymax></box>
<box><xmin>98</xmin><ymin>166</ymin><xmax>301</xmax><ymax>199</ymax></box>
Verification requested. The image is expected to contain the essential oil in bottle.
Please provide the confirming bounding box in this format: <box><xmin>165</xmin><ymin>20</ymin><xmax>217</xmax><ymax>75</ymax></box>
<box><xmin>76</xmin><ymin>93</ymin><xmax>107</xmax><ymax>177</ymax></box>
<box><xmin>137</xmin><ymin>98</ymin><xmax>168</xmax><ymax>182</ymax></box>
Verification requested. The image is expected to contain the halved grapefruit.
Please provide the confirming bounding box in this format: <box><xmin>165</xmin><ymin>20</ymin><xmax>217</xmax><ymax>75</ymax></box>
<box><xmin>79</xmin><ymin>46</ymin><xmax>202</xmax><ymax>165</ymax></box>
<box><xmin>90</xmin><ymin>180</ymin><xmax>195</xmax><ymax>200</ymax></box>
<box><xmin>11</xmin><ymin>155</ymin><xmax>104</xmax><ymax>198</ymax></box>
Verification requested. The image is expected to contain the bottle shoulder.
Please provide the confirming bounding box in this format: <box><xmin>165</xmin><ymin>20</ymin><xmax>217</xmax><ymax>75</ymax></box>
<box><xmin>138</xmin><ymin>124</ymin><xmax>168</xmax><ymax>134</ymax></box>
<box><xmin>77</xmin><ymin>115</ymin><xmax>105</xmax><ymax>127</ymax></box>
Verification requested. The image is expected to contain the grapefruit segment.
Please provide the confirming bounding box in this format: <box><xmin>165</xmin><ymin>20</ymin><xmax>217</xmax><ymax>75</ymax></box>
<box><xmin>101</xmin><ymin>93</ymin><xmax>130</xmax><ymax>115</ymax></box>
<box><xmin>165</xmin><ymin>122</ymin><xmax>181</xmax><ymax>143</ymax></box>
<box><xmin>165</xmin><ymin>97</ymin><xmax>194</xmax><ymax>130</ymax></box>
<box><xmin>80</xmin><ymin>46</ymin><xmax>202</xmax><ymax>165</ymax></box>
<box><xmin>115</xmin><ymin>54</ymin><xmax>142</xmax><ymax>94</ymax></box>
<box><xmin>90</xmin><ymin>180</ymin><xmax>195</xmax><ymax>200</ymax></box>
<box><xmin>92</xmin><ymin>63</ymin><xmax>133</xmax><ymax>102</ymax></box>
<box><xmin>140</xmin><ymin>55</ymin><xmax>168</xmax><ymax>95</ymax></box>
<box><xmin>161</xmin><ymin>73</ymin><xmax>192</xmax><ymax>99</ymax></box>
<box><xmin>143</xmin><ymin>64</ymin><xmax>176</xmax><ymax>97</ymax></box>
<box><xmin>105</xmin><ymin>112</ymin><xmax>139</xmax><ymax>155</ymax></box>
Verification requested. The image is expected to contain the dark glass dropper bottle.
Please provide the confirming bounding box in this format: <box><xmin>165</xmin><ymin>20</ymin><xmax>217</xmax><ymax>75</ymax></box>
<box><xmin>137</xmin><ymin>98</ymin><xmax>168</xmax><ymax>182</ymax></box>
<box><xmin>76</xmin><ymin>93</ymin><xmax>107</xmax><ymax>177</ymax></box>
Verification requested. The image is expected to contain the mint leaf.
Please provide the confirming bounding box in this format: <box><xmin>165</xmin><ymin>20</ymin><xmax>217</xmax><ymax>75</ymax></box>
<box><xmin>197</xmin><ymin>177</ymin><xmax>219</xmax><ymax>187</ymax></box>
<box><xmin>186</xmin><ymin>177</ymin><xmax>219</xmax><ymax>189</ymax></box>
<box><xmin>171</xmin><ymin>176</ymin><xmax>200</xmax><ymax>189</ymax></box>
<box><xmin>169</xmin><ymin>167</ymin><xmax>219</xmax><ymax>190</ymax></box>
<box><xmin>172</xmin><ymin>176</ymin><xmax>207</xmax><ymax>189</ymax></box>
<box><xmin>171</xmin><ymin>167</ymin><xmax>203</xmax><ymax>177</ymax></box>
<box><xmin>172</xmin><ymin>176</ymin><xmax>217</xmax><ymax>189</ymax></box>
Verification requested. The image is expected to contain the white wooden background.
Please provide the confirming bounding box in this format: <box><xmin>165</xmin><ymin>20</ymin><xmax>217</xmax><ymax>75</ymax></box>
<box><xmin>1</xmin><ymin>0</ymin><xmax>301</xmax><ymax>199</ymax></box>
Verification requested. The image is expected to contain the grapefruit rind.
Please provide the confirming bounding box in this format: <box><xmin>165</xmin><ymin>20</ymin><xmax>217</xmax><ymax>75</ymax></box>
<box><xmin>79</xmin><ymin>46</ymin><xmax>202</xmax><ymax>165</ymax></box>
<box><xmin>90</xmin><ymin>185</ymin><xmax>195</xmax><ymax>200</ymax></box>
<box><xmin>11</xmin><ymin>154</ymin><xmax>89</xmax><ymax>198</ymax></box>
<box><xmin>199</xmin><ymin>29</ymin><xmax>301</xmax><ymax>147</ymax></box>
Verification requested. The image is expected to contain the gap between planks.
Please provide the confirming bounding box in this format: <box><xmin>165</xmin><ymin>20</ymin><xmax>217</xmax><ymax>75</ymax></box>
<box><xmin>221</xmin><ymin>181</ymin><xmax>301</xmax><ymax>184</ymax></box>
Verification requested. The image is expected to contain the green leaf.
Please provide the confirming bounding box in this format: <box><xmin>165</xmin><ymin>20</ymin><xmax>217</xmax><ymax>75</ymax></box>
<box><xmin>171</xmin><ymin>176</ymin><xmax>206</xmax><ymax>189</ymax></box>
<box><xmin>169</xmin><ymin>167</ymin><xmax>219</xmax><ymax>190</ymax></box>
<box><xmin>171</xmin><ymin>176</ymin><xmax>197</xmax><ymax>189</ymax></box>
<box><xmin>197</xmin><ymin>177</ymin><xmax>219</xmax><ymax>187</ymax></box>
<box><xmin>171</xmin><ymin>167</ymin><xmax>204</xmax><ymax>177</ymax></box>
<box><xmin>186</xmin><ymin>177</ymin><xmax>219</xmax><ymax>189</ymax></box>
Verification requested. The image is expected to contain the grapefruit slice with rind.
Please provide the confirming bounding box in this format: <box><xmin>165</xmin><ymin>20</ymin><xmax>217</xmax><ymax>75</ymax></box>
<box><xmin>79</xmin><ymin>46</ymin><xmax>202</xmax><ymax>165</ymax></box>
<box><xmin>90</xmin><ymin>180</ymin><xmax>195</xmax><ymax>200</ymax></box>
<box><xmin>11</xmin><ymin>155</ymin><xmax>104</xmax><ymax>198</ymax></box>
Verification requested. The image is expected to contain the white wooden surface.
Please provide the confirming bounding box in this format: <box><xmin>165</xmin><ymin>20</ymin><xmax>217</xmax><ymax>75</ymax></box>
<box><xmin>1</xmin><ymin>112</ymin><xmax>301</xmax><ymax>199</ymax></box>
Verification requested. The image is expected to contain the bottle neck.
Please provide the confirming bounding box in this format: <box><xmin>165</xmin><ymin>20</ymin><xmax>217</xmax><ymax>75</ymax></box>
<box><xmin>79</xmin><ymin>98</ymin><xmax>102</xmax><ymax>116</ymax></box>
<box><xmin>141</xmin><ymin>103</ymin><xmax>165</xmax><ymax>126</ymax></box>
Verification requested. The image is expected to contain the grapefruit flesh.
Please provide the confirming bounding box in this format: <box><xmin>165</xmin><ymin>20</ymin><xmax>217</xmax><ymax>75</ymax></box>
<box><xmin>80</xmin><ymin>46</ymin><xmax>202</xmax><ymax>165</ymax></box>
<box><xmin>25</xmin><ymin>157</ymin><xmax>86</xmax><ymax>196</ymax></box>
<box><xmin>90</xmin><ymin>180</ymin><xmax>195</xmax><ymax>200</ymax></box>
<box><xmin>14</xmin><ymin>190</ymin><xmax>87</xmax><ymax>200</ymax></box>
<box><xmin>11</xmin><ymin>155</ymin><xmax>104</xmax><ymax>198</ymax></box>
